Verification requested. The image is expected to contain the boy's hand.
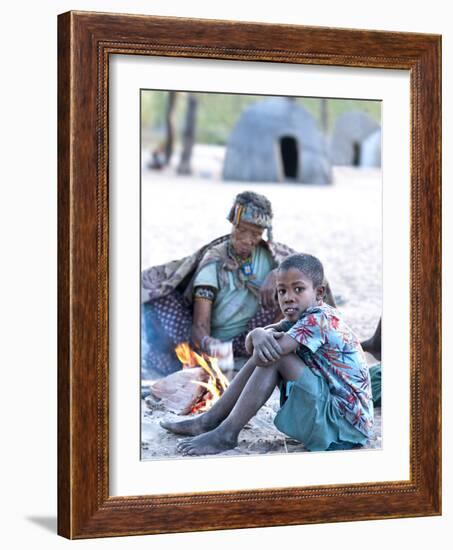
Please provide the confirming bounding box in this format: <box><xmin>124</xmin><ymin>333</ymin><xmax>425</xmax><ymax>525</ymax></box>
<box><xmin>251</xmin><ymin>328</ymin><xmax>283</xmax><ymax>364</ymax></box>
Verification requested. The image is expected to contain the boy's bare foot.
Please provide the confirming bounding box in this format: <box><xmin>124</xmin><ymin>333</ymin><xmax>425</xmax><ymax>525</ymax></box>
<box><xmin>177</xmin><ymin>428</ymin><xmax>237</xmax><ymax>456</ymax></box>
<box><xmin>160</xmin><ymin>413</ymin><xmax>217</xmax><ymax>436</ymax></box>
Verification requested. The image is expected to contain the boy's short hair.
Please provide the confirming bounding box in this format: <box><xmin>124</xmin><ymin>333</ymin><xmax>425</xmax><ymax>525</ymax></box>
<box><xmin>278</xmin><ymin>253</ymin><xmax>324</xmax><ymax>288</ymax></box>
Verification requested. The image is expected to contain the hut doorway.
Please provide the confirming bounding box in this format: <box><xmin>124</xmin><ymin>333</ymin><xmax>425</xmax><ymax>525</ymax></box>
<box><xmin>352</xmin><ymin>141</ymin><xmax>361</xmax><ymax>166</ymax></box>
<box><xmin>279</xmin><ymin>136</ymin><xmax>299</xmax><ymax>179</ymax></box>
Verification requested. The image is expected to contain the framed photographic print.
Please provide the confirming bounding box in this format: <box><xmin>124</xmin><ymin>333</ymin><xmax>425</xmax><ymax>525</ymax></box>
<box><xmin>58</xmin><ymin>11</ymin><xmax>441</xmax><ymax>538</ymax></box>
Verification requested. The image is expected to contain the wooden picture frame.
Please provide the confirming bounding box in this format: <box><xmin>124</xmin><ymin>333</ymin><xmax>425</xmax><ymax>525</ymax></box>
<box><xmin>58</xmin><ymin>10</ymin><xmax>441</xmax><ymax>538</ymax></box>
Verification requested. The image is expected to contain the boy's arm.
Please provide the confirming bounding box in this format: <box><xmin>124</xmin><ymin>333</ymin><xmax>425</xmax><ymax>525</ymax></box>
<box><xmin>263</xmin><ymin>320</ymin><xmax>287</xmax><ymax>332</ymax></box>
<box><xmin>256</xmin><ymin>331</ymin><xmax>298</xmax><ymax>364</ymax></box>
<box><xmin>245</xmin><ymin>331</ymin><xmax>254</xmax><ymax>355</ymax></box>
<box><xmin>245</xmin><ymin>327</ymin><xmax>282</xmax><ymax>359</ymax></box>
<box><xmin>245</xmin><ymin>321</ymin><xmax>286</xmax><ymax>354</ymax></box>
<box><xmin>272</xmin><ymin>333</ymin><xmax>299</xmax><ymax>355</ymax></box>
<box><xmin>246</xmin><ymin>326</ymin><xmax>299</xmax><ymax>364</ymax></box>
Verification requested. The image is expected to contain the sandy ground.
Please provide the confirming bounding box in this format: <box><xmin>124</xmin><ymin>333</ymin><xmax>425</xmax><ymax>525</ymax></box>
<box><xmin>142</xmin><ymin>387</ymin><xmax>382</xmax><ymax>460</ymax></box>
<box><xmin>141</xmin><ymin>144</ymin><xmax>382</xmax><ymax>460</ymax></box>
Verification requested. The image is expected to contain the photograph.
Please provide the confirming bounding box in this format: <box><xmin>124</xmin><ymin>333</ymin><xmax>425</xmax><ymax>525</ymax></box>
<box><xmin>140</xmin><ymin>90</ymin><xmax>383</xmax><ymax>460</ymax></box>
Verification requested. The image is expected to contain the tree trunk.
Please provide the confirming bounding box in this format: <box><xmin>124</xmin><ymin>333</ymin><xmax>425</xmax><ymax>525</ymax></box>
<box><xmin>177</xmin><ymin>94</ymin><xmax>198</xmax><ymax>175</ymax></box>
<box><xmin>320</xmin><ymin>98</ymin><xmax>329</xmax><ymax>133</ymax></box>
<box><xmin>164</xmin><ymin>91</ymin><xmax>178</xmax><ymax>165</ymax></box>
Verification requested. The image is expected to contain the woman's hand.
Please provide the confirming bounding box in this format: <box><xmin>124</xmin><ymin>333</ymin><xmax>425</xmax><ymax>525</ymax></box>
<box><xmin>201</xmin><ymin>335</ymin><xmax>223</xmax><ymax>356</ymax></box>
<box><xmin>251</xmin><ymin>328</ymin><xmax>283</xmax><ymax>365</ymax></box>
<box><xmin>192</xmin><ymin>298</ymin><xmax>218</xmax><ymax>354</ymax></box>
<box><xmin>259</xmin><ymin>269</ymin><xmax>278</xmax><ymax>309</ymax></box>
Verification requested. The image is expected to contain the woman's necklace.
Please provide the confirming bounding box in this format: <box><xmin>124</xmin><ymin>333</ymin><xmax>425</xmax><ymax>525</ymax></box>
<box><xmin>240</xmin><ymin>257</ymin><xmax>254</xmax><ymax>277</ymax></box>
<box><xmin>228</xmin><ymin>243</ymin><xmax>254</xmax><ymax>279</ymax></box>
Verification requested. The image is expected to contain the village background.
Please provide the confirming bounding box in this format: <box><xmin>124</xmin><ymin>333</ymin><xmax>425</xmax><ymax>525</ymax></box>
<box><xmin>141</xmin><ymin>91</ymin><xmax>383</xmax><ymax>460</ymax></box>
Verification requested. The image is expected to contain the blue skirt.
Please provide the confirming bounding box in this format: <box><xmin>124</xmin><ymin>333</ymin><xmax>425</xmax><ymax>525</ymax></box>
<box><xmin>274</xmin><ymin>367</ymin><xmax>368</xmax><ymax>452</ymax></box>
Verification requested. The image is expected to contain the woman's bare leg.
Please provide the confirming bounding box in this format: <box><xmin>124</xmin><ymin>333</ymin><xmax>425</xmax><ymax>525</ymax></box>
<box><xmin>178</xmin><ymin>354</ymin><xmax>305</xmax><ymax>455</ymax></box>
<box><xmin>161</xmin><ymin>358</ymin><xmax>259</xmax><ymax>435</ymax></box>
<box><xmin>361</xmin><ymin>318</ymin><xmax>381</xmax><ymax>360</ymax></box>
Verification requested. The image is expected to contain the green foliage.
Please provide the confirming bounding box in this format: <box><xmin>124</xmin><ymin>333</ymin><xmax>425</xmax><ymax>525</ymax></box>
<box><xmin>195</xmin><ymin>93</ymin><xmax>257</xmax><ymax>144</ymax></box>
<box><xmin>323</xmin><ymin>98</ymin><xmax>381</xmax><ymax>132</ymax></box>
<box><xmin>141</xmin><ymin>90</ymin><xmax>381</xmax><ymax>147</ymax></box>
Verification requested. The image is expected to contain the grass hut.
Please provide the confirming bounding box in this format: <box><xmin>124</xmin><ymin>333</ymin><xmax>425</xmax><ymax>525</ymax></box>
<box><xmin>330</xmin><ymin>111</ymin><xmax>381</xmax><ymax>167</ymax></box>
<box><xmin>222</xmin><ymin>98</ymin><xmax>332</xmax><ymax>184</ymax></box>
<box><xmin>360</xmin><ymin>128</ymin><xmax>382</xmax><ymax>168</ymax></box>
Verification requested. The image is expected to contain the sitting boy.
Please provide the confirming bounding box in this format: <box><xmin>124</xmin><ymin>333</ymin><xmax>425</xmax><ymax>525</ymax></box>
<box><xmin>161</xmin><ymin>253</ymin><xmax>374</xmax><ymax>455</ymax></box>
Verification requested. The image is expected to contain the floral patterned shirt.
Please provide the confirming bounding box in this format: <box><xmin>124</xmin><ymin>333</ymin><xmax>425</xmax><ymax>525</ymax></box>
<box><xmin>283</xmin><ymin>303</ymin><xmax>374</xmax><ymax>437</ymax></box>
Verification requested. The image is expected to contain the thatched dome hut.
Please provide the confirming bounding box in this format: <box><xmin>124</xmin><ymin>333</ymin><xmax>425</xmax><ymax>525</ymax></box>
<box><xmin>330</xmin><ymin>111</ymin><xmax>381</xmax><ymax>167</ymax></box>
<box><xmin>222</xmin><ymin>98</ymin><xmax>332</xmax><ymax>184</ymax></box>
<box><xmin>360</xmin><ymin>128</ymin><xmax>382</xmax><ymax>167</ymax></box>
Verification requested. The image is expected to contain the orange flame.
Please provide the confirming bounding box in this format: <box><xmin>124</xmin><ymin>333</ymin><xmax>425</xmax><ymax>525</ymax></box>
<box><xmin>175</xmin><ymin>341</ymin><xmax>199</xmax><ymax>368</ymax></box>
<box><xmin>174</xmin><ymin>342</ymin><xmax>230</xmax><ymax>413</ymax></box>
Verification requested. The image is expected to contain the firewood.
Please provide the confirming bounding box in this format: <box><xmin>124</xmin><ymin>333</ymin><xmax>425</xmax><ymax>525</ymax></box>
<box><xmin>149</xmin><ymin>367</ymin><xmax>209</xmax><ymax>415</ymax></box>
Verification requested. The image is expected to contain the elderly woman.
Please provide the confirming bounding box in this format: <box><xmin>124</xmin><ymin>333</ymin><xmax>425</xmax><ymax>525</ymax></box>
<box><xmin>142</xmin><ymin>191</ymin><xmax>334</xmax><ymax>375</ymax></box>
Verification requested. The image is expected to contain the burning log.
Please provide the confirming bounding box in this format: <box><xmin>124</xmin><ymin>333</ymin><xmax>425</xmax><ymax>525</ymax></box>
<box><xmin>148</xmin><ymin>367</ymin><xmax>209</xmax><ymax>415</ymax></box>
<box><xmin>148</xmin><ymin>342</ymin><xmax>231</xmax><ymax>415</ymax></box>
<box><xmin>175</xmin><ymin>342</ymin><xmax>230</xmax><ymax>413</ymax></box>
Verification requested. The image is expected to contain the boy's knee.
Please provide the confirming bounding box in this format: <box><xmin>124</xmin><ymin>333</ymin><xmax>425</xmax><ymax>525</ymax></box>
<box><xmin>278</xmin><ymin>352</ymin><xmax>304</xmax><ymax>366</ymax></box>
<box><xmin>275</xmin><ymin>353</ymin><xmax>307</xmax><ymax>379</ymax></box>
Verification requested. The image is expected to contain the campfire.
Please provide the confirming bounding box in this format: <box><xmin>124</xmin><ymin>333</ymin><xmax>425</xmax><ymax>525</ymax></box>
<box><xmin>148</xmin><ymin>342</ymin><xmax>231</xmax><ymax>416</ymax></box>
<box><xmin>175</xmin><ymin>342</ymin><xmax>230</xmax><ymax>413</ymax></box>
